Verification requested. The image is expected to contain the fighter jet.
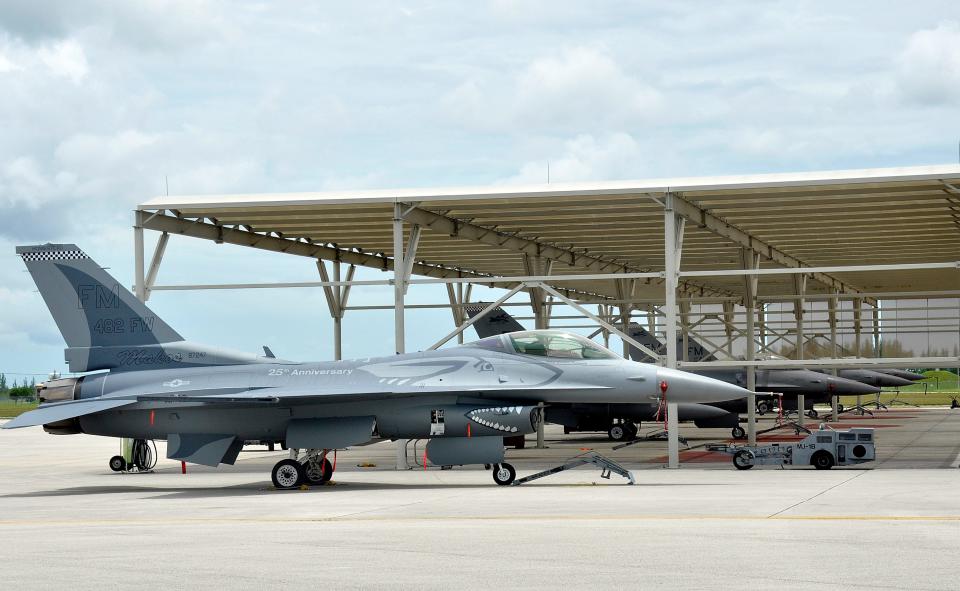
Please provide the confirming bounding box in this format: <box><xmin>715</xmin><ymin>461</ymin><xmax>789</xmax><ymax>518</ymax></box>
<box><xmin>872</xmin><ymin>368</ymin><xmax>926</xmax><ymax>382</ymax></box>
<box><xmin>621</xmin><ymin>324</ymin><xmax>880</xmax><ymax>417</ymax></box>
<box><xmin>464</xmin><ymin>304</ymin><xmax>742</xmax><ymax>440</ymax></box>
<box><xmin>829</xmin><ymin>368</ymin><xmax>914</xmax><ymax>389</ymax></box>
<box><xmin>3</xmin><ymin>244</ymin><xmax>750</xmax><ymax>487</ymax></box>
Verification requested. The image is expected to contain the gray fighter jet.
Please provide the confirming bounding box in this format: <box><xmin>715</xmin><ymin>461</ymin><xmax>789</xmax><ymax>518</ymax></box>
<box><xmin>875</xmin><ymin>369</ymin><xmax>925</xmax><ymax>381</ymax></box>
<box><xmin>827</xmin><ymin>369</ymin><xmax>913</xmax><ymax>389</ymax></box>
<box><xmin>621</xmin><ymin>324</ymin><xmax>880</xmax><ymax>416</ymax></box>
<box><xmin>464</xmin><ymin>305</ymin><xmax>742</xmax><ymax>440</ymax></box>
<box><xmin>3</xmin><ymin>244</ymin><xmax>750</xmax><ymax>487</ymax></box>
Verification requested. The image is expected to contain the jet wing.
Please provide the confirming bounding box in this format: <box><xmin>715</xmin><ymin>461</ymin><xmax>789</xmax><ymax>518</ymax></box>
<box><xmin>2</xmin><ymin>398</ymin><xmax>137</xmax><ymax>429</ymax></box>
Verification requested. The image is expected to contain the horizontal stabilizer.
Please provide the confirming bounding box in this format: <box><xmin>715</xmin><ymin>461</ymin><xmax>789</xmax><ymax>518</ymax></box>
<box><xmin>285</xmin><ymin>416</ymin><xmax>376</xmax><ymax>449</ymax></box>
<box><xmin>1</xmin><ymin>398</ymin><xmax>136</xmax><ymax>429</ymax></box>
<box><xmin>167</xmin><ymin>433</ymin><xmax>243</xmax><ymax>466</ymax></box>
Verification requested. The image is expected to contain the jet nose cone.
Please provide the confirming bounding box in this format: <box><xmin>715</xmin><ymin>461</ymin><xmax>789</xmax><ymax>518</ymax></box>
<box><xmin>829</xmin><ymin>376</ymin><xmax>880</xmax><ymax>396</ymax></box>
<box><xmin>656</xmin><ymin>366</ymin><xmax>751</xmax><ymax>403</ymax></box>
<box><xmin>884</xmin><ymin>369</ymin><xmax>925</xmax><ymax>381</ymax></box>
<box><xmin>877</xmin><ymin>374</ymin><xmax>914</xmax><ymax>388</ymax></box>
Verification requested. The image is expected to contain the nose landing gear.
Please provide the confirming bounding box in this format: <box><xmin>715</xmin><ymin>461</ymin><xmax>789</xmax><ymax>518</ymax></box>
<box><xmin>492</xmin><ymin>462</ymin><xmax>516</xmax><ymax>486</ymax></box>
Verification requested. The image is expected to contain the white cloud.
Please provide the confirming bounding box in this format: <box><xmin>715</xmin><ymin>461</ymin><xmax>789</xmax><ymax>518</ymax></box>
<box><xmin>895</xmin><ymin>21</ymin><xmax>960</xmax><ymax>105</ymax></box>
<box><xmin>444</xmin><ymin>46</ymin><xmax>662</xmax><ymax>133</ymax></box>
<box><xmin>37</xmin><ymin>39</ymin><xmax>88</xmax><ymax>83</ymax></box>
<box><xmin>505</xmin><ymin>133</ymin><xmax>646</xmax><ymax>184</ymax></box>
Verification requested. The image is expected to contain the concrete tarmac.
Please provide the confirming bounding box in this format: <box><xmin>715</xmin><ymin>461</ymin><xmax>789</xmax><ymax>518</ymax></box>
<box><xmin>1</xmin><ymin>409</ymin><xmax>958</xmax><ymax>590</ymax></box>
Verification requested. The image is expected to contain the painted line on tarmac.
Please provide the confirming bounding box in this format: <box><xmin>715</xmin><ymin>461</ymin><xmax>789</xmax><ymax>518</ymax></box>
<box><xmin>1</xmin><ymin>514</ymin><xmax>959</xmax><ymax>528</ymax></box>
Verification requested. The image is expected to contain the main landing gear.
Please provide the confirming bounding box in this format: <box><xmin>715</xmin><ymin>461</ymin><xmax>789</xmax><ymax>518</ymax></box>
<box><xmin>272</xmin><ymin>448</ymin><xmax>335</xmax><ymax>490</ymax></box>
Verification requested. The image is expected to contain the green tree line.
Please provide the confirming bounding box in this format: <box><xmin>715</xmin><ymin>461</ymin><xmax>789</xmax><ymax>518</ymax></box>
<box><xmin>0</xmin><ymin>374</ymin><xmax>37</xmax><ymax>403</ymax></box>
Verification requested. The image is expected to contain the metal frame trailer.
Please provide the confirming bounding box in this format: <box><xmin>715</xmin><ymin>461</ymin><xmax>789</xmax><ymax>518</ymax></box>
<box><xmin>708</xmin><ymin>426</ymin><xmax>876</xmax><ymax>470</ymax></box>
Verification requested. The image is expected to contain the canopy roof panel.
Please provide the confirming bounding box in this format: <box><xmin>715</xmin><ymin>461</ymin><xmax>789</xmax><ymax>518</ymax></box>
<box><xmin>140</xmin><ymin>165</ymin><xmax>960</xmax><ymax>300</ymax></box>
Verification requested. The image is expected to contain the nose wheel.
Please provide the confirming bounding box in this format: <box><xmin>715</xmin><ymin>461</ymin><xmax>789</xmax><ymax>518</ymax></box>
<box><xmin>608</xmin><ymin>421</ymin><xmax>637</xmax><ymax>442</ymax></box>
<box><xmin>492</xmin><ymin>463</ymin><xmax>516</xmax><ymax>486</ymax></box>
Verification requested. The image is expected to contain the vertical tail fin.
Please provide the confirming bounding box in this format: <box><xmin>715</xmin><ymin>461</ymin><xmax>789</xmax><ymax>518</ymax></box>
<box><xmin>17</xmin><ymin>244</ymin><xmax>183</xmax><ymax>349</ymax></box>
<box><xmin>18</xmin><ymin>244</ymin><xmax>269</xmax><ymax>372</ymax></box>
<box><xmin>625</xmin><ymin>323</ymin><xmax>666</xmax><ymax>363</ymax></box>
<box><xmin>463</xmin><ymin>303</ymin><xmax>525</xmax><ymax>338</ymax></box>
<box><xmin>625</xmin><ymin>323</ymin><xmax>717</xmax><ymax>363</ymax></box>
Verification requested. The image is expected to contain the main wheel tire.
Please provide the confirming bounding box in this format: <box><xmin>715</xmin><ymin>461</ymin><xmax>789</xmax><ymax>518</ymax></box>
<box><xmin>731</xmin><ymin>426</ymin><xmax>746</xmax><ymax>440</ymax></box>
<box><xmin>492</xmin><ymin>463</ymin><xmax>516</xmax><ymax>486</ymax></box>
<box><xmin>837</xmin><ymin>404</ymin><xmax>845</xmax><ymax>413</ymax></box>
<box><xmin>623</xmin><ymin>423</ymin><xmax>638</xmax><ymax>440</ymax></box>
<box><xmin>811</xmin><ymin>450</ymin><xmax>835</xmax><ymax>470</ymax></box>
<box><xmin>807</xmin><ymin>409</ymin><xmax>819</xmax><ymax>419</ymax></box>
<box><xmin>303</xmin><ymin>457</ymin><xmax>334</xmax><ymax>484</ymax></box>
<box><xmin>733</xmin><ymin>450</ymin><xmax>754</xmax><ymax>470</ymax></box>
<box><xmin>756</xmin><ymin>401</ymin><xmax>770</xmax><ymax>415</ymax></box>
<box><xmin>608</xmin><ymin>424</ymin><xmax>627</xmax><ymax>441</ymax></box>
<box><xmin>272</xmin><ymin>459</ymin><xmax>305</xmax><ymax>489</ymax></box>
<box><xmin>109</xmin><ymin>455</ymin><xmax>126</xmax><ymax>472</ymax></box>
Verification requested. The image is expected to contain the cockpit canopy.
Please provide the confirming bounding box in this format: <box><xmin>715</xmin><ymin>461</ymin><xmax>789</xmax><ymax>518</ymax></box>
<box><xmin>468</xmin><ymin>330</ymin><xmax>619</xmax><ymax>360</ymax></box>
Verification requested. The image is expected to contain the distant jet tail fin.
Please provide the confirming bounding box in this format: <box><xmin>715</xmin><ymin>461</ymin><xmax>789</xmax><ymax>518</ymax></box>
<box><xmin>625</xmin><ymin>323</ymin><xmax>717</xmax><ymax>363</ymax></box>
<box><xmin>464</xmin><ymin>303</ymin><xmax>525</xmax><ymax>339</ymax></box>
<box><xmin>17</xmin><ymin>244</ymin><xmax>183</xmax><ymax>350</ymax></box>
<box><xmin>625</xmin><ymin>323</ymin><xmax>666</xmax><ymax>363</ymax></box>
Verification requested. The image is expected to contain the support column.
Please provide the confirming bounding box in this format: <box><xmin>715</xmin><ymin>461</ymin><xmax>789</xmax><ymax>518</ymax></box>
<box><xmin>333</xmin><ymin>262</ymin><xmax>342</xmax><ymax>360</ymax></box>
<box><xmin>741</xmin><ymin>248</ymin><xmax>759</xmax><ymax>446</ymax></box>
<box><xmin>793</xmin><ymin>274</ymin><xmax>807</xmax><ymax>360</ymax></box>
<box><xmin>393</xmin><ymin>203</ymin><xmax>407</xmax><ymax>469</ymax></box>
<box><xmin>129</xmin><ymin>212</ymin><xmax>146</xmax><ymax>464</ymax></box>
<box><xmin>446</xmin><ymin>283</ymin><xmax>468</xmax><ymax>345</ymax></box>
<box><xmin>829</xmin><ymin>293</ymin><xmax>839</xmax><ymax>421</ymax></box>
<box><xmin>722</xmin><ymin>301</ymin><xmax>735</xmax><ymax>357</ymax></box>
<box><xmin>872</xmin><ymin>304</ymin><xmax>881</xmax><ymax>356</ymax></box>
<box><xmin>615</xmin><ymin>279</ymin><xmax>636</xmax><ymax>358</ymax></box>
<box><xmin>853</xmin><ymin>298</ymin><xmax>863</xmax><ymax>409</ymax></box>
<box><xmin>393</xmin><ymin>203</ymin><xmax>406</xmax><ymax>356</ymax></box>
<box><xmin>134</xmin><ymin>212</ymin><xmax>146</xmax><ymax>302</ymax></box>
<box><xmin>793</xmin><ymin>274</ymin><xmax>808</xmax><ymax>424</ymax></box>
<box><xmin>853</xmin><ymin>298</ymin><xmax>863</xmax><ymax>357</ymax></box>
<box><xmin>318</xmin><ymin>260</ymin><xmax>356</xmax><ymax>361</ymax></box>
<box><xmin>664</xmin><ymin>194</ymin><xmax>682</xmax><ymax>469</ymax></box>
<box><xmin>523</xmin><ymin>255</ymin><xmax>552</xmax><ymax>329</ymax></box>
<box><xmin>679</xmin><ymin>301</ymin><xmax>692</xmax><ymax>362</ymax></box>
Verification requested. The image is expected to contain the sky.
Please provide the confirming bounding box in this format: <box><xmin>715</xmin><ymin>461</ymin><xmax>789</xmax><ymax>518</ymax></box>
<box><xmin>1</xmin><ymin>1</ymin><xmax>959</xmax><ymax>379</ymax></box>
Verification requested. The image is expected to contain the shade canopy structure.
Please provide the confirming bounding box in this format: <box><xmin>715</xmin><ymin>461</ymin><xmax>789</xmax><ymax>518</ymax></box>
<box><xmin>136</xmin><ymin>164</ymin><xmax>960</xmax><ymax>467</ymax></box>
